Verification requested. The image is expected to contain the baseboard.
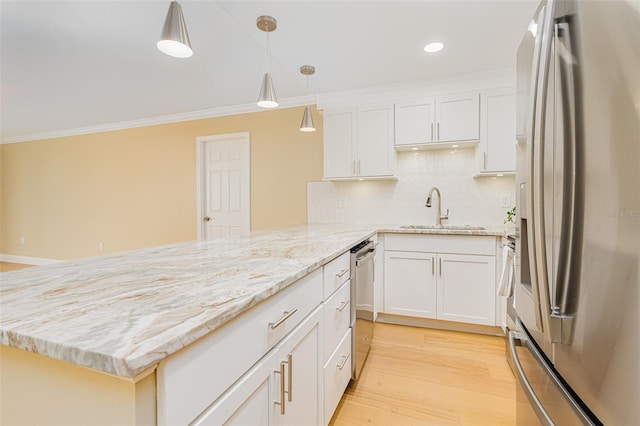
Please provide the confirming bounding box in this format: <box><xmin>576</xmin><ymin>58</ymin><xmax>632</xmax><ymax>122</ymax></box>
<box><xmin>376</xmin><ymin>313</ymin><xmax>505</xmax><ymax>337</ymax></box>
<box><xmin>0</xmin><ymin>254</ymin><xmax>64</xmax><ymax>265</ymax></box>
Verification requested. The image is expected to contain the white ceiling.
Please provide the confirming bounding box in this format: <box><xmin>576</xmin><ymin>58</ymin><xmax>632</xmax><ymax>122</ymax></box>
<box><xmin>0</xmin><ymin>0</ymin><xmax>538</xmax><ymax>141</ymax></box>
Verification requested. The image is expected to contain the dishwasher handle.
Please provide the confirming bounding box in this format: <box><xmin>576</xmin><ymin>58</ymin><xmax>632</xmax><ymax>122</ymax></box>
<box><xmin>355</xmin><ymin>249</ymin><xmax>375</xmax><ymax>267</ymax></box>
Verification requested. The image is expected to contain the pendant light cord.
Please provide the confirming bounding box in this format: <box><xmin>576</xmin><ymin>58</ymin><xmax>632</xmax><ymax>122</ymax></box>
<box><xmin>265</xmin><ymin>24</ymin><xmax>271</xmax><ymax>73</ymax></box>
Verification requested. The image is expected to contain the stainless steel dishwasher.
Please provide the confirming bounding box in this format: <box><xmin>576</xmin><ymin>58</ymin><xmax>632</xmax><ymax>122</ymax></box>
<box><xmin>350</xmin><ymin>240</ymin><xmax>375</xmax><ymax>380</ymax></box>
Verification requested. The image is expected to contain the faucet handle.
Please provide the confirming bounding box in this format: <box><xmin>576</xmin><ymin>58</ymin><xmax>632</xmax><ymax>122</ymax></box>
<box><xmin>441</xmin><ymin>209</ymin><xmax>450</xmax><ymax>221</ymax></box>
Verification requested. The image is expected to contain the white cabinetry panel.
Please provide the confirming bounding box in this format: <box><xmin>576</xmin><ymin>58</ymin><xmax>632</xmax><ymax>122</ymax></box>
<box><xmin>384</xmin><ymin>250</ymin><xmax>437</xmax><ymax>318</ymax></box>
<box><xmin>437</xmin><ymin>254</ymin><xmax>496</xmax><ymax>325</ymax></box>
<box><xmin>478</xmin><ymin>88</ymin><xmax>516</xmax><ymax>174</ymax></box>
<box><xmin>383</xmin><ymin>234</ymin><xmax>497</xmax><ymax>326</ymax></box>
<box><xmin>323</xmin><ymin>105</ymin><xmax>395</xmax><ymax>180</ymax></box>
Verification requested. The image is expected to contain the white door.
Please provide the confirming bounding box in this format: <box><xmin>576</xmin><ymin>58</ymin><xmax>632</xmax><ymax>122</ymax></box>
<box><xmin>383</xmin><ymin>250</ymin><xmax>437</xmax><ymax>318</ymax></box>
<box><xmin>356</xmin><ymin>104</ymin><xmax>394</xmax><ymax>177</ymax></box>
<box><xmin>437</xmin><ymin>253</ymin><xmax>496</xmax><ymax>325</ymax></box>
<box><xmin>198</xmin><ymin>133</ymin><xmax>250</xmax><ymax>240</ymax></box>
<box><xmin>323</xmin><ymin>109</ymin><xmax>355</xmax><ymax>179</ymax></box>
<box><xmin>394</xmin><ymin>98</ymin><xmax>435</xmax><ymax>146</ymax></box>
<box><xmin>435</xmin><ymin>92</ymin><xmax>480</xmax><ymax>142</ymax></box>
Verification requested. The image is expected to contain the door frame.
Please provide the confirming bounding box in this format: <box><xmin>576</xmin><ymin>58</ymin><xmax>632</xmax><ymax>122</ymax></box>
<box><xmin>196</xmin><ymin>132</ymin><xmax>251</xmax><ymax>240</ymax></box>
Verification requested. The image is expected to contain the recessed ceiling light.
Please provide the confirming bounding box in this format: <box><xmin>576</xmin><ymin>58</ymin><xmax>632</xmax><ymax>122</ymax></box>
<box><xmin>424</xmin><ymin>42</ymin><xmax>444</xmax><ymax>53</ymax></box>
<box><xmin>452</xmin><ymin>144</ymin><xmax>459</xmax><ymax>148</ymax></box>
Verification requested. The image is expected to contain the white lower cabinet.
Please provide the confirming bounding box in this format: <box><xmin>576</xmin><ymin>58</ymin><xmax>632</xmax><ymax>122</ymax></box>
<box><xmin>323</xmin><ymin>329</ymin><xmax>352</xmax><ymax>424</ymax></box>
<box><xmin>437</xmin><ymin>253</ymin><xmax>496</xmax><ymax>325</ymax></box>
<box><xmin>384</xmin><ymin>251</ymin><xmax>437</xmax><ymax>318</ymax></box>
<box><xmin>383</xmin><ymin>234</ymin><xmax>497</xmax><ymax>326</ymax></box>
<box><xmin>193</xmin><ymin>307</ymin><xmax>323</xmax><ymax>426</ymax></box>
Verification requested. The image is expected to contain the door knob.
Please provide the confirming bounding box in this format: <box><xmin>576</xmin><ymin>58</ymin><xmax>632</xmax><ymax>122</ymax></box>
<box><xmin>204</xmin><ymin>216</ymin><xmax>212</xmax><ymax>222</ymax></box>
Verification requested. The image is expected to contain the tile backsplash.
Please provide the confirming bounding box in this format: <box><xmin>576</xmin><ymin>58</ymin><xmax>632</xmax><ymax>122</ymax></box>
<box><xmin>308</xmin><ymin>149</ymin><xmax>516</xmax><ymax>227</ymax></box>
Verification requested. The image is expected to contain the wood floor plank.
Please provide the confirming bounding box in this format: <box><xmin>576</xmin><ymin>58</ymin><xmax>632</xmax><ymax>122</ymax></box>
<box><xmin>330</xmin><ymin>322</ymin><xmax>516</xmax><ymax>426</ymax></box>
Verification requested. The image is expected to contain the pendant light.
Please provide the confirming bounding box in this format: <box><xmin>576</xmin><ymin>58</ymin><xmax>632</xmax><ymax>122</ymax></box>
<box><xmin>256</xmin><ymin>16</ymin><xmax>278</xmax><ymax>108</ymax></box>
<box><xmin>299</xmin><ymin>65</ymin><xmax>316</xmax><ymax>132</ymax></box>
<box><xmin>157</xmin><ymin>1</ymin><xmax>193</xmax><ymax>58</ymax></box>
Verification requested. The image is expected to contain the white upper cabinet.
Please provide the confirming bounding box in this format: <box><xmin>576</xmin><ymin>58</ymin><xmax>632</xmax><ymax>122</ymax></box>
<box><xmin>394</xmin><ymin>99</ymin><xmax>435</xmax><ymax>145</ymax></box>
<box><xmin>477</xmin><ymin>88</ymin><xmax>516</xmax><ymax>174</ymax></box>
<box><xmin>394</xmin><ymin>92</ymin><xmax>480</xmax><ymax>149</ymax></box>
<box><xmin>436</xmin><ymin>92</ymin><xmax>480</xmax><ymax>143</ymax></box>
<box><xmin>323</xmin><ymin>109</ymin><xmax>356</xmax><ymax>179</ymax></box>
<box><xmin>323</xmin><ymin>104</ymin><xmax>395</xmax><ymax>180</ymax></box>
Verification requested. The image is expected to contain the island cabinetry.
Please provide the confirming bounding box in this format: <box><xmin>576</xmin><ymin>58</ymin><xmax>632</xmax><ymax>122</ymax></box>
<box><xmin>193</xmin><ymin>307</ymin><xmax>322</xmax><ymax>426</ymax></box>
<box><xmin>157</xmin><ymin>268</ymin><xmax>323</xmax><ymax>426</ymax></box>
<box><xmin>323</xmin><ymin>104</ymin><xmax>395</xmax><ymax>180</ymax></box>
<box><xmin>321</xmin><ymin>252</ymin><xmax>352</xmax><ymax>425</ymax></box>
<box><xmin>383</xmin><ymin>234</ymin><xmax>496</xmax><ymax>326</ymax></box>
<box><xmin>394</xmin><ymin>92</ymin><xmax>480</xmax><ymax>149</ymax></box>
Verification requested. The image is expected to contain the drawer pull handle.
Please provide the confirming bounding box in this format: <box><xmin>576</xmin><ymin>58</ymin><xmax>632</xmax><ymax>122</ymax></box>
<box><xmin>336</xmin><ymin>353</ymin><xmax>351</xmax><ymax>370</ymax></box>
<box><xmin>287</xmin><ymin>353</ymin><xmax>293</xmax><ymax>402</ymax></box>
<box><xmin>274</xmin><ymin>361</ymin><xmax>286</xmax><ymax>415</ymax></box>
<box><xmin>269</xmin><ymin>308</ymin><xmax>298</xmax><ymax>330</ymax></box>
<box><xmin>335</xmin><ymin>269</ymin><xmax>349</xmax><ymax>278</ymax></box>
<box><xmin>336</xmin><ymin>301</ymin><xmax>349</xmax><ymax>312</ymax></box>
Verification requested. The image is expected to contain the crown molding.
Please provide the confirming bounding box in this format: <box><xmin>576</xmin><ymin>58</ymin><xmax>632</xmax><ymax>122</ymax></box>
<box><xmin>1</xmin><ymin>67</ymin><xmax>515</xmax><ymax>145</ymax></box>
<box><xmin>316</xmin><ymin>67</ymin><xmax>516</xmax><ymax>110</ymax></box>
<box><xmin>0</xmin><ymin>95</ymin><xmax>317</xmax><ymax>145</ymax></box>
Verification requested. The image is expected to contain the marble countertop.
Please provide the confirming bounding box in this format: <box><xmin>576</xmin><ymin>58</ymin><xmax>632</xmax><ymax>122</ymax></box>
<box><xmin>0</xmin><ymin>224</ymin><xmax>376</xmax><ymax>378</ymax></box>
<box><xmin>0</xmin><ymin>223</ymin><xmax>504</xmax><ymax>379</ymax></box>
<box><xmin>379</xmin><ymin>225</ymin><xmax>507</xmax><ymax>237</ymax></box>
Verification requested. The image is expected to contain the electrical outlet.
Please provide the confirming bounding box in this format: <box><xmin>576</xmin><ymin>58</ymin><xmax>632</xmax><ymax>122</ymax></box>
<box><xmin>338</xmin><ymin>199</ymin><xmax>346</xmax><ymax>209</ymax></box>
<box><xmin>98</xmin><ymin>241</ymin><xmax>104</xmax><ymax>251</ymax></box>
<box><xmin>501</xmin><ymin>194</ymin><xmax>510</xmax><ymax>208</ymax></box>
<box><xmin>20</xmin><ymin>236</ymin><xmax>25</xmax><ymax>244</ymax></box>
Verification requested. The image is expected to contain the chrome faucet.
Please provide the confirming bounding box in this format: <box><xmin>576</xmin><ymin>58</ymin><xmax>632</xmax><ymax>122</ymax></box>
<box><xmin>426</xmin><ymin>187</ymin><xmax>449</xmax><ymax>228</ymax></box>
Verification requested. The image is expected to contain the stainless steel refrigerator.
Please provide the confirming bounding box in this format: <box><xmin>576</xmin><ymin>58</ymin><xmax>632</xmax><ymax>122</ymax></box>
<box><xmin>510</xmin><ymin>0</ymin><xmax>639</xmax><ymax>424</ymax></box>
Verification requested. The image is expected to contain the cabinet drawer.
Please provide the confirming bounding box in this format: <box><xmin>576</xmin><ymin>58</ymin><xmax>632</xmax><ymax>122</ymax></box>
<box><xmin>324</xmin><ymin>329</ymin><xmax>352</xmax><ymax>425</ymax></box>
<box><xmin>157</xmin><ymin>268</ymin><xmax>323</xmax><ymax>426</ymax></box>
<box><xmin>323</xmin><ymin>280</ymin><xmax>351</xmax><ymax>362</ymax></box>
<box><xmin>385</xmin><ymin>233</ymin><xmax>495</xmax><ymax>255</ymax></box>
<box><xmin>323</xmin><ymin>251</ymin><xmax>350</xmax><ymax>298</ymax></box>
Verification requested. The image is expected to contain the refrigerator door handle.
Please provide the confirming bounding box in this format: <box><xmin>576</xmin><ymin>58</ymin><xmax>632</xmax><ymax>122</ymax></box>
<box><xmin>531</xmin><ymin>0</ymin><xmax>557</xmax><ymax>341</ymax></box>
<box><xmin>548</xmin><ymin>20</ymin><xmax>579</xmax><ymax>345</ymax></box>
<box><xmin>508</xmin><ymin>331</ymin><xmax>554</xmax><ymax>426</ymax></box>
<box><xmin>509</xmin><ymin>330</ymin><xmax>597</xmax><ymax>425</ymax></box>
<box><xmin>527</xmin><ymin>0</ymin><xmax>555</xmax><ymax>341</ymax></box>
<box><xmin>526</xmin><ymin>4</ymin><xmax>545</xmax><ymax>333</ymax></box>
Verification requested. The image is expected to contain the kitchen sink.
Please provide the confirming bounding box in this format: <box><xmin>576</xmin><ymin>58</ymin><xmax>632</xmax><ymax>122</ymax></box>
<box><xmin>399</xmin><ymin>224</ymin><xmax>486</xmax><ymax>230</ymax></box>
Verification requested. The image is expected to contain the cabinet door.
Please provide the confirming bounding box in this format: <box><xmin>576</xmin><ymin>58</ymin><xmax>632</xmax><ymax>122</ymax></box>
<box><xmin>323</xmin><ymin>109</ymin><xmax>356</xmax><ymax>179</ymax></box>
<box><xmin>356</xmin><ymin>104</ymin><xmax>395</xmax><ymax>177</ymax></box>
<box><xmin>384</xmin><ymin>250</ymin><xmax>437</xmax><ymax>318</ymax></box>
<box><xmin>437</xmin><ymin>254</ymin><xmax>496</xmax><ymax>325</ymax></box>
<box><xmin>193</xmin><ymin>352</ymin><xmax>278</xmax><ymax>426</ymax></box>
<box><xmin>435</xmin><ymin>92</ymin><xmax>480</xmax><ymax>142</ymax></box>
<box><xmin>480</xmin><ymin>89</ymin><xmax>516</xmax><ymax>172</ymax></box>
<box><xmin>276</xmin><ymin>309</ymin><xmax>322</xmax><ymax>426</ymax></box>
<box><xmin>394</xmin><ymin>98</ymin><xmax>435</xmax><ymax>146</ymax></box>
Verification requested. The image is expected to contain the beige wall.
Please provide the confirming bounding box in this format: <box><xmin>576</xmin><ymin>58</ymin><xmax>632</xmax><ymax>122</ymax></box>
<box><xmin>0</xmin><ymin>106</ymin><xmax>323</xmax><ymax>260</ymax></box>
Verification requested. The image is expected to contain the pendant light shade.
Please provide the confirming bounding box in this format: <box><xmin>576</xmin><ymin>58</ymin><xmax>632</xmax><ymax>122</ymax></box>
<box><xmin>257</xmin><ymin>72</ymin><xmax>278</xmax><ymax>108</ymax></box>
<box><xmin>157</xmin><ymin>1</ymin><xmax>193</xmax><ymax>59</ymax></box>
<box><xmin>257</xmin><ymin>16</ymin><xmax>278</xmax><ymax>108</ymax></box>
<box><xmin>300</xmin><ymin>105</ymin><xmax>316</xmax><ymax>132</ymax></box>
<box><xmin>299</xmin><ymin>65</ymin><xmax>316</xmax><ymax>132</ymax></box>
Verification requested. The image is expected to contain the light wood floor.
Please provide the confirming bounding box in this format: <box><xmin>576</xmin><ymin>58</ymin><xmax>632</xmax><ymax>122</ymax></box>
<box><xmin>330</xmin><ymin>322</ymin><xmax>516</xmax><ymax>426</ymax></box>
<box><xmin>0</xmin><ymin>262</ymin><xmax>33</xmax><ymax>272</ymax></box>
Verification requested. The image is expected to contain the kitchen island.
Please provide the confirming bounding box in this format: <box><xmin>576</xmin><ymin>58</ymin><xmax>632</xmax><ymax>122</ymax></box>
<box><xmin>0</xmin><ymin>224</ymin><xmax>376</xmax><ymax>425</ymax></box>
<box><xmin>0</xmin><ymin>223</ymin><xmax>506</xmax><ymax>425</ymax></box>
